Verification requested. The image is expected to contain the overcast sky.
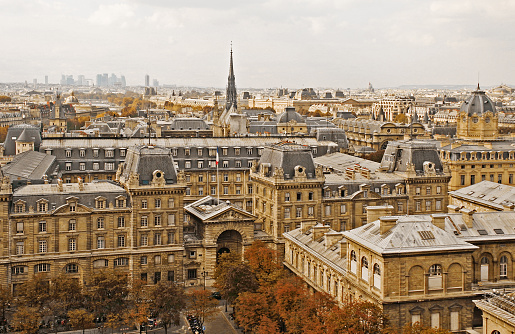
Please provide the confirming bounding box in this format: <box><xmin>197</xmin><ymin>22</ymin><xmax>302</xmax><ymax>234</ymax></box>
<box><xmin>1</xmin><ymin>0</ymin><xmax>514</xmax><ymax>89</ymax></box>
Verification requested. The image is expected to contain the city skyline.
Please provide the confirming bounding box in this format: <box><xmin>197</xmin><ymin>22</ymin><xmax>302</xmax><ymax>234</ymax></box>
<box><xmin>1</xmin><ymin>0</ymin><xmax>514</xmax><ymax>88</ymax></box>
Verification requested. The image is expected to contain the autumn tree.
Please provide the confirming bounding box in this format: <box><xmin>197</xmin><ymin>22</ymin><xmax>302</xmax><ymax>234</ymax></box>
<box><xmin>0</xmin><ymin>285</ymin><xmax>12</xmax><ymax>326</ymax></box>
<box><xmin>394</xmin><ymin>113</ymin><xmax>408</xmax><ymax>124</ymax></box>
<box><xmin>17</xmin><ymin>273</ymin><xmax>50</xmax><ymax>310</ymax></box>
<box><xmin>0</xmin><ymin>96</ymin><xmax>11</xmax><ymax>103</ymax></box>
<box><xmin>12</xmin><ymin>306</ymin><xmax>40</xmax><ymax>334</ymax></box>
<box><xmin>148</xmin><ymin>281</ymin><xmax>186</xmax><ymax>334</ymax></box>
<box><xmin>324</xmin><ymin>299</ymin><xmax>388</xmax><ymax>334</ymax></box>
<box><xmin>186</xmin><ymin>289</ymin><xmax>219</xmax><ymax>329</ymax></box>
<box><xmin>214</xmin><ymin>252</ymin><xmax>258</xmax><ymax>305</ymax></box>
<box><xmin>68</xmin><ymin>309</ymin><xmax>94</xmax><ymax>334</ymax></box>
<box><xmin>245</xmin><ymin>240</ymin><xmax>283</xmax><ymax>286</ymax></box>
<box><xmin>124</xmin><ymin>279</ymin><xmax>149</xmax><ymax>332</ymax></box>
<box><xmin>363</xmin><ymin>149</ymin><xmax>385</xmax><ymax>163</ymax></box>
<box><xmin>398</xmin><ymin>322</ymin><xmax>452</xmax><ymax>334</ymax></box>
<box><xmin>0</xmin><ymin>126</ymin><xmax>8</xmax><ymax>142</ymax></box>
<box><xmin>234</xmin><ymin>291</ymin><xmax>273</xmax><ymax>333</ymax></box>
<box><xmin>48</xmin><ymin>274</ymin><xmax>85</xmax><ymax>332</ymax></box>
<box><xmin>86</xmin><ymin>270</ymin><xmax>129</xmax><ymax>323</ymax></box>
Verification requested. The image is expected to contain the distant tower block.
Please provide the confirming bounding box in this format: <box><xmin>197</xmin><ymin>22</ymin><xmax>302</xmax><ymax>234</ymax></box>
<box><xmin>145</xmin><ymin>74</ymin><xmax>150</xmax><ymax>87</ymax></box>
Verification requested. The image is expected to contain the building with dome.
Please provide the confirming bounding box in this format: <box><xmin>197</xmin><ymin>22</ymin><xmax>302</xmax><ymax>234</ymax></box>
<box><xmin>438</xmin><ymin>86</ymin><xmax>515</xmax><ymax>191</ymax></box>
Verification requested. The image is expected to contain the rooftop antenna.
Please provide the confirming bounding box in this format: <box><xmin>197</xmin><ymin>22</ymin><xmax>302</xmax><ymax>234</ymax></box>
<box><xmin>477</xmin><ymin>72</ymin><xmax>480</xmax><ymax>90</ymax></box>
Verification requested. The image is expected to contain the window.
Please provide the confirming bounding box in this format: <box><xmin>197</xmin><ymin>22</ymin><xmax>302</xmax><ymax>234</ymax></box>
<box><xmin>285</xmin><ymin>192</ymin><xmax>290</xmax><ymax>202</ymax></box>
<box><xmin>248</xmin><ymin>185</ymin><xmax>253</xmax><ymax>194</ymax></box>
<box><xmin>16</xmin><ymin>241</ymin><xmax>24</xmax><ymax>255</ymax></box>
<box><xmin>154</xmin><ymin>233</ymin><xmax>162</xmax><ymax>245</ymax></box>
<box><xmin>397</xmin><ymin>202</ymin><xmax>403</xmax><ymax>212</ymax></box>
<box><xmin>308</xmin><ymin>206</ymin><xmax>314</xmax><ymax>217</ymax></box>
<box><xmin>431</xmin><ymin>312</ymin><xmax>440</xmax><ymax>329</ymax></box>
<box><xmin>34</xmin><ymin>263</ymin><xmax>50</xmax><ymax>273</ymax></box>
<box><xmin>425</xmin><ymin>200</ymin><xmax>432</xmax><ymax>211</ymax></box>
<box><xmin>141</xmin><ymin>216</ymin><xmax>148</xmax><ymax>227</ymax></box>
<box><xmin>117</xmin><ymin>235</ymin><xmax>125</xmax><ymax>248</ymax></box>
<box><xmin>154</xmin><ymin>255</ymin><xmax>161</xmax><ymax>264</ymax></box>
<box><xmin>325</xmin><ymin>205</ymin><xmax>331</xmax><ymax>216</ymax></box>
<box><xmin>93</xmin><ymin>162</ymin><xmax>99</xmax><ymax>171</ymax></box>
<box><xmin>415</xmin><ymin>187</ymin><xmax>421</xmax><ymax>195</ymax></box>
<box><xmin>190</xmin><ymin>251</ymin><xmax>196</xmax><ymax>258</ymax></box>
<box><xmin>120</xmin><ymin>149</ymin><xmax>126</xmax><ymax>157</ymax></box>
<box><xmin>500</xmin><ymin>255</ymin><xmax>508</xmax><ymax>279</ymax></box>
<box><xmin>79</xmin><ymin>149</ymin><xmax>86</xmax><ymax>157</ymax></box>
<box><xmin>185</xmin><ymin>148</ymin><xmax>190</xmax><ymax>156</ymax></box>
<box><xmin>198</xmin><ymin>161</ymin><xmax>204</xmax><ymax>168</ymax></box>
<box><xmin>211</xmin><ymin>186</ymin><xmax>216</xmax><ymax>195</ymax></box>
<box><xmin>168</xmin><ymin>198</ymin><xmax>175</xmax><ymax>208</ymax></box>
<box><xmin>11</xmin><ymin>266</ymin><xmax>27</xmax><ymax>275</ymax></box>
<box><xmin>297</xmin><ymin>192</ymin><xmax>302</xmax><ymax>201</ymax></box>
<box><xmin>361</xmin><ymin>257</ymin><xmax>369</xmax><ymax>281</ymax></box>
<box><xmin>246</xmin><ymin>148</ymin><xmax>252</xmax><ymax>155</ymax></box>
<box><xmin>284</xmin><ymin>208</ymin><xmax>290</xmax><ymax>218</ymax></box>
<box><xmin>429</xmin><ymin>264</ymin><xmax>442</xmax><ymax>289</ymax></box>
<box><xmin>168</xmin><ymin>214</ymin><xmax>175</xmax><ymax>226</ymax></box>
<box><xmin>142</xmin><ymin>199</ymin><xmax>148</xmax><ymax>209</ymax></box>
<box><xmin>38</xmin><ymin>201</ymin><xmax>47</xmax><ymax>212</ymax></box>
<box><xmin>97</xmin><ymin>236</ymin><xmax>105</xmax><ymax>249</ymax></box>
<box><xmin>350</xmin><ymin>251</ymin><xmax>357</xmax><ymax>274</ymax></box>
<box><xmin>39</xmin><ymin>221</ymin><xmax>47</xmax><ymax>233</ymax></box>
<box><xmin>435</xmin><ymin>200</ymin><xmax>441</xmax><ymax>210</ymax></box>
<box><xmin>296</xmin><ymin>207</ymin><xmax>302</xmax><ymax>218</ymax></box>
<box><xmin>188</xmin><ymin>269</ymin><xmax>197</xmax><ymax>279</ymax></box>
<box><xmin>65</xmin><ymin>162</ymin><xmax>72</xmax><ymax>171</ymax></box>
<box><xmin>235</xmin><ymin>160</ymin><xmax>241</xmax><ymax>168</ymax></box>
<box><xmin>79</xmin><ymin>162</ymin><xmax>85</xmax><ymax>171</ymax></box>
<box><xmin>222</xmin><ymin>161</ymin><xmax>229</xmax><ymax>168</ymax></box>
<box><xmin>198</xmin><ymin>187</ymin><xmax>204</xmax><ymax>196</ymax></box>
<box><xmin>373</xmin><ymin>264</ymin><xmax>381</xmax><ymax>289</ymax></box>
<box><xmin>460</xmin><ymin>175</ymin><xmax>465</xmax><ymax>186</ymax></box>
<box><xmin>415</xmin><ymin>201</ymin><xmax>421</xmax><ymax>211</ymax></box>
<box><xmin>66</xmin><ymin>263</ymin><xmax>78</xmax><ymax>273</ymax></box>
<box><xmin>498</xmin><ymin>174</ymin><xmax>503</xmax><ymax>184</ymax></box>
<box><xmin>197</xmin><ymin>148</ymin><xmax>203</xmax><ymax>156</ymax></box>
<box><xmin>223</xmin><ymin>173</ymin><xmax>229</xmax><ymax>182</ymax></box>
<box><xmin>223</xmin><ymin>186</ymin><xmax>228</xmax><ymax>195</ymax></box>
<box><xmin>68</xmin><ymin>219</ymin><xmax>76</xmax><ymax>231</ymax></box>
<box><xmin>97</xmin><ymin>217</ymin><xmax>104</xmax><ymax>229</ymax></box>
<box><xmin>436</xmin><ymin>186</ymin><xmax>441</xmax><ymax>194</ymax></box>
<box><xmin>14</xmin><ymin>203</ymin><xmax>25</xmax><ymax>213</ymax></box>
<box><xmin>16</xmin><ymin>221</ymin><xmax>24</xmax><ymax>234</ymax></box>
<box><xmin>340</xmin><ymin>204</ymin><xmax>347</xmax><ymax>214</ymax></box>
<box><xmin>68</xmin><ymin>238</ymin><xmax>76</xmax><ymax>251</ymax></box>
<box><xmin>38</xmin><ymin>240</ymin><xmax>47</xmax><ymax>253</ymax></box>
<box><xmin>185</xmin><ymin>161</ymin><xmax>191</xmax><ymax>169</ymax></box>
<box><xmin>141</xmin><ymin>256</ymin><xmax>148</xmax><ymax>265</ymax></box>
<box><xmin>168</xmin><ymin>270</ymin><xmax>175</xmax><ymax>281</ymax></box>
<box><xmin>154</xmin><ymin>215</ymin><xmax>161</xmax><ymax>226</ymax></box>
<box><xmin>426</xmin><ymin>186</ymin><xmax>431</xmax><ymax>195</ymax></box>
<box><xmin>96</xmin><ymin>199</ymin><xmax>105</xmax><ymax>209</ymax></box>
<box><xmin>140</xmin><ymin>234</ymin><xmax>148</xmax><ymax>246</ymax></box>
<box><xmin>114</xmin><ymin>257</ymin><xmax>129</xmax><ymax>267</ymax></box>
<box><xmin>93</xmin><ymin>149</ymin><xmax>99</xmax><ymax>158</ymax></box>
<box><xmin>168</xmin><ymin>231</ymin><xmax>175</xmax><ymax>244</ymax></box>
<box><xmin>117</xmin><ymin>216</ymin><xmax>125</xmax><ymax>228</ymax></box>
<box><xmin>236</xmin><ymin>186</ymin><xmax>241</xmax><ymax>195</ymax></box>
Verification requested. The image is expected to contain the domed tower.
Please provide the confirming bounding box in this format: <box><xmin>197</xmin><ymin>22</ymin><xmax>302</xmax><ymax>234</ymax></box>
<box><xmin>457</xmin><ymin>85</ymin><xmax>498</xmax><ymax>140</ymax></box>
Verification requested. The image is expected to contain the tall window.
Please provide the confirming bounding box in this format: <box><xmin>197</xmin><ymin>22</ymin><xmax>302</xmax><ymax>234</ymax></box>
<box><xmin>154</xmin><ymin>215</ymin><xmax>162</xmax><ymax>226</ymax></box>
<box><xmin>141</xmin><ymin>235</ymin><xmax>148</xmax><ymax>246</ymax></box>
<box><xmin>500</xmin><ymin>255</ymin><xmax>508</xmax><ymax>279</ymax></box>
<box><xmin>97</xmin><ymin>217</ymin><xmax>104</xmax><ymax>229</ymax></box>
<box><xmin>118</xmin><ymin>217</ymin><xmax>125</xmax><ymax>228</ymax></box>
<box><xmin>154</xmin><ymin>233</ymin><xmax>162</xmax><ymax>245</ymax></box>
<box><xmin>155</xmin><ymin>198</ymin><xmax>161</xmax><ymax>208</ymax></box>
<box><xmin>141</xmin><ymin>216</ymin><xmax>148</xmax><ymax>227</ymax></box>
<box><xmin>141</xmin><ymin>199</ymin><xmax>148</xmax><ymax>209</ymax></box>
<box><xmin>97</xmin><ymin>236</ymin><xmax>105</xmax><ymax>249</ymax></box>
<box><xmin>68</xmin><ymin>238</ymin><xmax>76</xmax><ymax>251</ymax></box>
<box><xmin>296</xmin><ymin>207</ymin><xmax>302</xmax><ymax>218</ymax></box>
<box><xmin>38</xmin><ymin>240</ymin><xmax>47</xmax><ymax>253</ymax></box>
<box><xmin>285</xmin><ymin>193</ymin><xmax>290</xmax><ymax>202</ymax></box>
<box><xmin>39</xmin><ymin>221</ymin><xmax>47</xmax><ymax>233</ymax></box>
<box><xmin>350</xmin><ymin>251</ymin><xmax>357</xmax><ymax>274</ymax></box>
<box><xmin>117</xmin><ymin>235</ymin><xmax>125</xmax><ymax>248</ymax></box>
<box><xmin>16</xmin><ymin>241</ymin><xmax>24</xmax><ymax>255</ymax></box>
<box><xmin>373</xmin><ymin>264</ymin><xmax>381</xmax><ymax>289</ymax></box>
<box><xmin>284</xmin><ymin>208</ymin><xmax>290</xmax><ymax>219</ymax></box>
<box><xmin>429</xmin><ymin>264</ymin><xmax>442</xmax><ymax>289</ymax></box>
<box><xmin>361</xmin><ymin>257</ymin><xmax>369</xmax><ymax>281</ymax></box>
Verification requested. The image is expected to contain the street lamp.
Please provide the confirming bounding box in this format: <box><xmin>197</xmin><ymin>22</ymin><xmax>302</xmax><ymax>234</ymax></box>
<box><xmin>201</xmin><ymin>268</ymin><xmax>207</xmax><ymax>290</ymax></box>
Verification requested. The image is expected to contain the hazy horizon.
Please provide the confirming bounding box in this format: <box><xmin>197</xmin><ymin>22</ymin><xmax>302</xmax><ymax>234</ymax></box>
<box><xmin>2</xmin><ymin>0</ymin><xmax>514</xmax><ymax>89</ymax></box>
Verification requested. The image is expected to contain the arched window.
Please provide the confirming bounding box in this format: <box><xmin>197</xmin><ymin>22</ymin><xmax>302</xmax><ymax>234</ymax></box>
<box><xmin>500</xmin><ymin>256</ymin><xmax>508</xmax><ymax>279</ymax></box>
<box><xmin>429</xmin><ymin>264</ymin><xmax>442</xmax><ymax>289</ymax></box>
<box><xmin>350</xmin><ymin>251</ymin><xmax>357</xmax><ymax>274</ymax></box>
<box><xmin>361</xmin><ymin>256</ymin><xmax>369</xmax><ymax>281</ymax></box>
<box><xmin>65</xmin><ymin>263</ymin><xmax>78</xmax><ymax>273</ymax></box>
<box><xmin>373</xmin><ymin>264</ymin><xmax>381</xmax><ymax>289</ymax></box>
<box><xmin>481</xmin><ymin>256</ymin><xmax>489</xmax><ymax>282</ymax></box>
<box><xmin>492</xmin><ymin>331</ymin><xmax>501</xmax><ymax>334</ymax></box>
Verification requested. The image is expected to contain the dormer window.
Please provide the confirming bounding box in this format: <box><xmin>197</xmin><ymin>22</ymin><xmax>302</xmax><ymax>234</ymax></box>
<box><xmin>116</xmin><ymin>197</ymin><xmax>126</xmax><ymax>208</ymax></box>
<box><xmin>120</xmin><ymin>149</ymin><xmax>126</xmax><ymax>157</ymax></box>
<box><xmin>37</xmin><ymin>200</ymin><xmax>48</xmax><ymax>212</ymax></box>
<box><xmin>65</xmin><ymin>150</ymin><xmax>72</xmax><ymax>158</ymax></box>
<box><xmin>93</xmin><ymin>149</ymin><xmax>99</xmax><ymax>158</ymax></box>
<box><xmin>69</xmin><ymin>203</ymin><xmax>76</xmax><ymax>212</ymax></box>
<box><xmin>79</xmin><ymin>149</ymin><xmax>86</xmax><ymax>157</ymax></box>
<box><xmin>14</xmin><ymin>201</ymin><xmax>25</xmax><ymax>213</ymax></box>
<box><xmin>105</xmin><ymin>149</ymin><xmax>114</xmax><ymax>158</ymax></box>
<box><xmin>95</xmin><ymin>197</ymin><xmax>106</xmax><ymax>209</ymax></box>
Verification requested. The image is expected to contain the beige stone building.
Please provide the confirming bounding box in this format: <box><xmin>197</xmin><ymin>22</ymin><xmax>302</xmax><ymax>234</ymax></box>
<box><xmin>284</xmin><ymin>208</ymin><xmax>515</xmax><ymax>332</ymax></box>
<box><xmin>474</xmin><ymin>291</ymin><xmax>515</xmax><ymax>334</ymax></box>
<box><xmin>449</xmin><ymin>181</ymin><xmax>515</xmax><ymax>213</ymax></box>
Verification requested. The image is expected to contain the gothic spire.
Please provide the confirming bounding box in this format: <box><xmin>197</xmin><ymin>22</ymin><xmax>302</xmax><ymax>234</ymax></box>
<box><xmin>226</xmin><ymin>43</ymin><xmax>237</xmax><ymax>112</ymax></box>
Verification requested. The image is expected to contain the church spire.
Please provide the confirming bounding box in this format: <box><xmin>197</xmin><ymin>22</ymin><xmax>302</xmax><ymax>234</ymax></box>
<box><xmin>226</xmin><ymin>43</ymin><xmax>237</xmax><ymax>112</ymax></box>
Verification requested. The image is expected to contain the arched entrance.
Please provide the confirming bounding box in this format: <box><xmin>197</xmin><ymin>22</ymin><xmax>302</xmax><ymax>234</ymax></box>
<box><xmin>216</xmin><ymin>230</ymin><xmax>243</xmax><ymax>259</ymax></box>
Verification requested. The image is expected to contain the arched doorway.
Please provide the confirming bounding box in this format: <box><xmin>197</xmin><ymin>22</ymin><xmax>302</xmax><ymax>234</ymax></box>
<box><xmin>216</xmin><ymin>230</ymin><xmax>243</xmax><ymax>259</ymax></box>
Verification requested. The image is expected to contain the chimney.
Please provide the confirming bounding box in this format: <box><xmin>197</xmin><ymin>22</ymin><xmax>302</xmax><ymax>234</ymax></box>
<box><xmin>431</xmin><ymin>213</ymin><xmax>448</xmax><ymax>230</ymax></box>
<box><xmin>340</xmin><ymin>239</ymin><xmax>348</xmax><ymax>258</ymax></box>
<box><xmin>78</xmin><ymin>177</ymin><xmax>84</xmax><ymax>191</ymax></box>
<box><xmin>345</xmin><ymin>167</ymin><xmax>354</xmax><ymax>180</ymax></box>
<box><xmin>57</xmin><ymin>178</ymin><xmax>63</xmax><ymax>192</ymax></box>
<box><xmin>367</xmin><ymin>205</ymin><xmax>394</xmax><ymax>224</ymax></box>
<box><xmin>312</xmin><ymin>224</ymin><xmax>330</xmax><ymax>241</ymax></box>
<box><xmin>380</xmin><ymin>216</ymin><xmax>398</xmax><ymax>235</ymax></box>
<box><xmin>301</xmin><ymin>220</ymin><xmax>316</xmax><ymax>234</ymax></box>
<box><xmin>460</xmin><ymin>208</ymin><xmax>475</xmax><ymax>228</ymax></box>
<box><xmin>447</xmin><ymin>204</ymin><xmax>462</xmax><ymax>213</ymax></box>
<box><xmin>325</xmin><ymin>231</ymin><xmax>344</xmax><ymax>250</ymax></box>
<box><xmin>360</xmin><ymin>167</ymin><xmax>371</xmax><ymax>179</ymax></box>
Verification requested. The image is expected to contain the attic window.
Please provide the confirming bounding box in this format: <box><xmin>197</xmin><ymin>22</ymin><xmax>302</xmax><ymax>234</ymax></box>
<box><xmin>478</xmin><ymin>194</ymin><xmax>485</xmax><ymax>198</ymax></box>
<box><xmin>477</xmin><ymin>229</ymin><xmax>488</xmax><ymax>235</ymax></box>
<box><xmin>418</xmin><ymin>231</ymin><xmax>435</xmax><ymax>240</ymax></box>
<box><xmin>467</xmin><ymin>191</ymin><xmax>474</xmax><ymax>195</ymax></box>
<box><xmin>494</xmin><ymin>229</ymin><xmax>504</xmax><ymax>235</ymax></box>
<box><xmin>459</xmin><ymin>224</ymin><xmax>467</xmax><ymax>231</ymax></box>
<box><xmin>489</xmin><ymin>197</ymin><xmax>497</xmax><ymax>201</ymax></box>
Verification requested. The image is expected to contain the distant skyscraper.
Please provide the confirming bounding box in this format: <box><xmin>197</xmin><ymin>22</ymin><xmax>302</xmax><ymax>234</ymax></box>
<box><xmin>102</xmin><ymin>73</ymin><xmax>108</xmax><ymax>87</ymax></box>
<box><xmin>33</xmin><ymin>79</ymin><xmax>37</xmax><ymax>88</ymax></box>
<box><xmin>96</xmin><ymin>74</ymin><xmax>102</xmax><ymax>87</ymax></box>
<box><xmin>45</xmin><ymin>75</ymin><xmax>48</xmax><ymax>85</ymax></box>
<box><xmin>225</xmin><ymin>45</ymin><xmax>237</xmax><ymax>112</ymax></box>
<box><xmin>145</xmin><ymin>74</ymin><xmax>150</xmax><ymax>87</ymax></box>
<box><xmin>120</xmin><ymin>75</ymin><xmax>126</xmax><ymax>87</ymax></box>
<box><xmin>77</xmin><ymin>75</ymin><xmax>85</xmax><ymax>86</ymax></box>
<box><xmin>153</xmin><ymin>79</ymin><xmax>159</xmax><ymax>87</ymax></box>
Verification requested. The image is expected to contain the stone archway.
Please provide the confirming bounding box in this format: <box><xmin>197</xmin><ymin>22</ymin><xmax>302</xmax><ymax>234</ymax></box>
<box><xmin>216</xmin><ymin>230</ymin><xmax>243</xmax><ymax>257</ymax></box>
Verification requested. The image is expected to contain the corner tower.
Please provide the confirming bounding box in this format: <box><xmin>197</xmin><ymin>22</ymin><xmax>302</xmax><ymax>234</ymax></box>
<box><xmin>457</xmin><ymin>85</ymin><xmax>498</xmax><ymax>140</ymax></box>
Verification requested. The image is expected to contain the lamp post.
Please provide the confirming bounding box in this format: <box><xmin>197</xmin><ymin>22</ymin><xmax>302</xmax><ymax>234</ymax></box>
<box><xmin>201</xmin><ymin>268</ymin><xmax>207</xmax><ymax>290</ymax></box>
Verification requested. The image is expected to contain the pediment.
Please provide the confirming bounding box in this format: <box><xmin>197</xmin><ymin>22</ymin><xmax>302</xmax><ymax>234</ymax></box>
<box><xmin>53</xmin><ymin>203</ymin><xmax>92</xmax><ymax>215</ymax></box>
<box><xmin>207</xmin><ymin>207</ymin><xmax>256</xmax><ymax>223</ymax></box>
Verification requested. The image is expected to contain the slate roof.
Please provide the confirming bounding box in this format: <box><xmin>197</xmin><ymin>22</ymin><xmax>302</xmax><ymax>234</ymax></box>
<box><xmin>277</xmin><ymin>107</ymin><xmax>306</xmax><ymax>124</ymax></box>
<box><xmin>258</xmin><ymin>142</ymin><xmax>316</xmax><ymax>180</ymax></box>
<box><xmin>380</xmin><ymin>140</ymin><xmax>445</xmax><ymax>175</ymax></box>
<box><xmin>3</xmin><ymin>124</ymin><xmax>41</xmax><ymax>156</ymax></box>
<box><xmin>314</xmin><ymin>152</ymin><xmax>381</xmax><ymax>173</ymax></box>
<box><xmin>446</xmin><ymin>211</ymin><xmax>515</xmax><ymax>242</ymax></box>
<box><xmin>460</xmin><ymin>88</ymin><xmax>496</xmax><ymax>115</ymax></box>
<box><xmin>343</xmin><ymin>215</ymin><xmax>478</xmax><ymax>255</ymax></box>
<box><xmin>449</xmin><ymin>181</ymin><xmax>515</xmax><ymax>210</ymax></box>
<box><xmin>284</xmin><ymin>226</ymin><xmax>346</xmax><ymax>274</ymax></box>
<box><xmin>121</xmin><ymin>145</ymin><xmax>177</xmax><ymax>185</ymax></box>
<box><xmin>2</xmin><ymin>150</ymin><xmax>58</xmax><ymax>182</ymax></box>
<box><xmin>184</xmin><ymin>196</ymin><xmax>255</xmax><ymax>221</ymax></box>
<box><xmin>12</xmin><ymin>181</ymin><xmax>128</xmax><ymax>211</ymax></box>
